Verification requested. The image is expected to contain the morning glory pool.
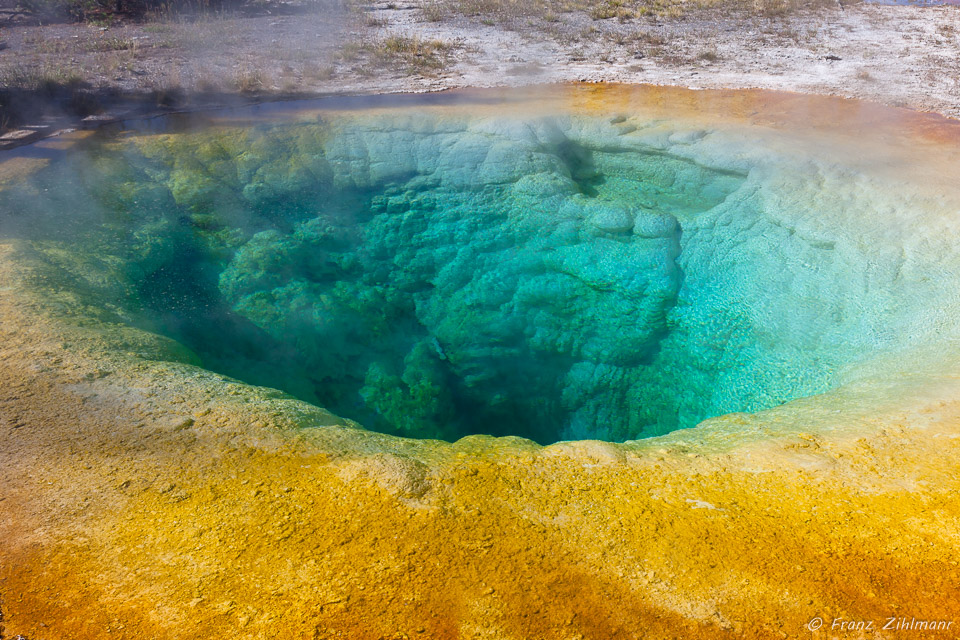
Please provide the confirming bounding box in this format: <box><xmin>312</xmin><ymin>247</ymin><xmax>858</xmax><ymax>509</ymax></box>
<box><xmin>3</xmin><ymin>87</ymin><xmax>958</xmax><ymax>444</ymax></box>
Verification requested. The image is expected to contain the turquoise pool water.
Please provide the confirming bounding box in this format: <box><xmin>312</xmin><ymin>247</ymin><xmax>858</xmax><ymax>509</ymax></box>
<box><xmin>2</xmin><ymin>100</ymin><xmax>948</xmax><ymax>444</ymax></box>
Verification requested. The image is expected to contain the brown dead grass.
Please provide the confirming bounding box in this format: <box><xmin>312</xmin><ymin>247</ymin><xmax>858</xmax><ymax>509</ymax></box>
<box><xmin>440</xmin><ymin>0</ymin><xmax>845</xmax><ymax>23</ymax></box>
<box><xmin>338</xmin><ymin>33</ymin><xmax>459</xmax><ymax>75</ymax></box>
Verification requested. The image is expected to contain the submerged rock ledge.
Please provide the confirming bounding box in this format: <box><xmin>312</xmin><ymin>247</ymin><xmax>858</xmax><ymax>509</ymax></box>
<box><xmin>2</xmin><ymin>85</ymin><xmax>960</xmax><ymax>638</ymax></box>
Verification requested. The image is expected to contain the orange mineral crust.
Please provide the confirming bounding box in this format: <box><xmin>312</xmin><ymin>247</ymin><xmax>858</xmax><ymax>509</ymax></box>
<box><xmin>2</xmin><ymin>85</ymin><xmax>960</xmax><ymax>639</ymax></box>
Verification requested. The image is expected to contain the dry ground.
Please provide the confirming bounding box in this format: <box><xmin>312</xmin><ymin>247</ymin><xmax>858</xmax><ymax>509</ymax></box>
<box><xmin>0</xmin><ymin>0</ymin><xmax>959</xmax><ymax>136</ymax></box>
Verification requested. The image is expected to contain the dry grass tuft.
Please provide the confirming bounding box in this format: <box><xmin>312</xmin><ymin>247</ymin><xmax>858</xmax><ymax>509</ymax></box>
<box><xmin>234</xmin><ymin>67</ymin><xmax>264</xmax><ymax>93</ymax></box>
<box><xmin>589</xmin><ymin>0</ymin><xmax>635</xmax><ymax>20</ymax></box>
<box><xmin>339</xmin><ymin>34</ymin><xmax>459</xmax><ymax>74</ymax></box>
<box><xmin>0</xmin><ymin>64</ymin><xmax>86</xmax><ymax>92</ymax></box>
<box><xmin>438</xmin><ymin>0</ymin><xmax>848</xmax><ymax>24</ymax></box>
<box><xmin>85</xmin><ymin>36</ymin><xmax>139</xmax><ymax>52</ymax></box>
<box><xmin>697</xmin><ymin>48</ymin><xmax>720</xmax><ymax>62</ymax></box>
<box><xmin>421</xmin><ymin>1</ymin><xmax>446</xmax><ymax>20</ymax></box>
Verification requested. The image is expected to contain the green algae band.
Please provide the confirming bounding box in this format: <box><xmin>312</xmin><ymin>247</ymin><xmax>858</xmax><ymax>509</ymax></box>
<box><xmin>3</xmin><ymin>107</ymin><xmax>951</xmax><ymax>443</ymax></box>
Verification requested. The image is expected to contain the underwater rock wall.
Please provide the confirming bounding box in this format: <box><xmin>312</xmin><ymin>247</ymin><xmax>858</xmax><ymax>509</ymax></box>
<box><xmin>4</xmin><ymin>109</ymin><xmax>960</xmax><ymax>443</ymax></box>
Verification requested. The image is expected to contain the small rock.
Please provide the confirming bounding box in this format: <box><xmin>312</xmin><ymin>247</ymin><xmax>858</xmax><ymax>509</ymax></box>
<box><xmin>632</xmin><ymin>211</ymin><xmax>679</xmax><ymax>238</ymax></box>
<box><xmin>80</xmin><ymin>115</ymin><xmax>118</xmax><ymax>128</ymax></box>
<box><xmin>586</xmin><ymin>203</ymin><xmax>635</xmax><ymax>234</ymax></box>
<box><xmin>0</xmin><ymin>129</ymin><xmax>42</xmax><ymax>143</ymax></box>
<box><xmin>172</xmin><ymin>417</ymin><xmax>195</xmax><ymax>432</ymax></box>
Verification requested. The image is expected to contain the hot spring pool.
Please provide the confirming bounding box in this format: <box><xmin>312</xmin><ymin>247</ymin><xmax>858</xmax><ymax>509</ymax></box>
<box><xmin>5</xmin><ymin>85</ymin><xmax>960</xmax><ymax>640</ymax></box>
<box><xmin>3</xmin><ymin>87</ymin><xmax>960</xmax><ymax>445</ymax></box>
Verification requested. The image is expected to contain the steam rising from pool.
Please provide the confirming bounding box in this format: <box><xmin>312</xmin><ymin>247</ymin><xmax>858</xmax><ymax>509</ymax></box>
<box><xmin>3</xmin><ymin>102</ymin><xmax>955</xmax><ymax>443</ymax></box>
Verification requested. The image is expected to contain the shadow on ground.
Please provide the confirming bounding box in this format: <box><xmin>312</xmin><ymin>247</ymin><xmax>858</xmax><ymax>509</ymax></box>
<box><xmin>0</xmin><ymin>81</ymin><xmax>327</xmax><ymax>144</ymax></box>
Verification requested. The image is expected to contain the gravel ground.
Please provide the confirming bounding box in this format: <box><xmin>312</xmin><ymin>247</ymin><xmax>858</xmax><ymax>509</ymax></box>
<box><xmin>0</xmin><ymin>0</ymin><xmax>959</xmax><ymax>138</ymax></box>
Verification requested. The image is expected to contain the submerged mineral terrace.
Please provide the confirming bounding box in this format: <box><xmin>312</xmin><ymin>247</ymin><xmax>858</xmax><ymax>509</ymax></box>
<box><xmin>2</xmin><ymin>85</ymin><xmax>960</xmax><ymax>638</ymax></box>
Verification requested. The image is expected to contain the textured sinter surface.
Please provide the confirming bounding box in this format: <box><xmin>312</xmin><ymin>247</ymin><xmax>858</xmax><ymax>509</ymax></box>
<box><xmin>3</xmin><ymin>95</ymin><xmax>957</xmax><ymax>443</ymax></box>
<box><xmin>3</xmin><ymin>85</ymin><xmax>960</xmax><ymax>639</ymax></box>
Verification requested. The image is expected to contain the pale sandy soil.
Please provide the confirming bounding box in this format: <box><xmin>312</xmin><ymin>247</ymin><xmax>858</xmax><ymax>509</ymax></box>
<box><xmin>0</xmin><ymin>1</ymin><xmax>959</xmax><ymax>132</ymax></box>
<box><xmin>358</xmin><ymin>1</ymin><xmax>960</xmax><ymax>119</ymax></box>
